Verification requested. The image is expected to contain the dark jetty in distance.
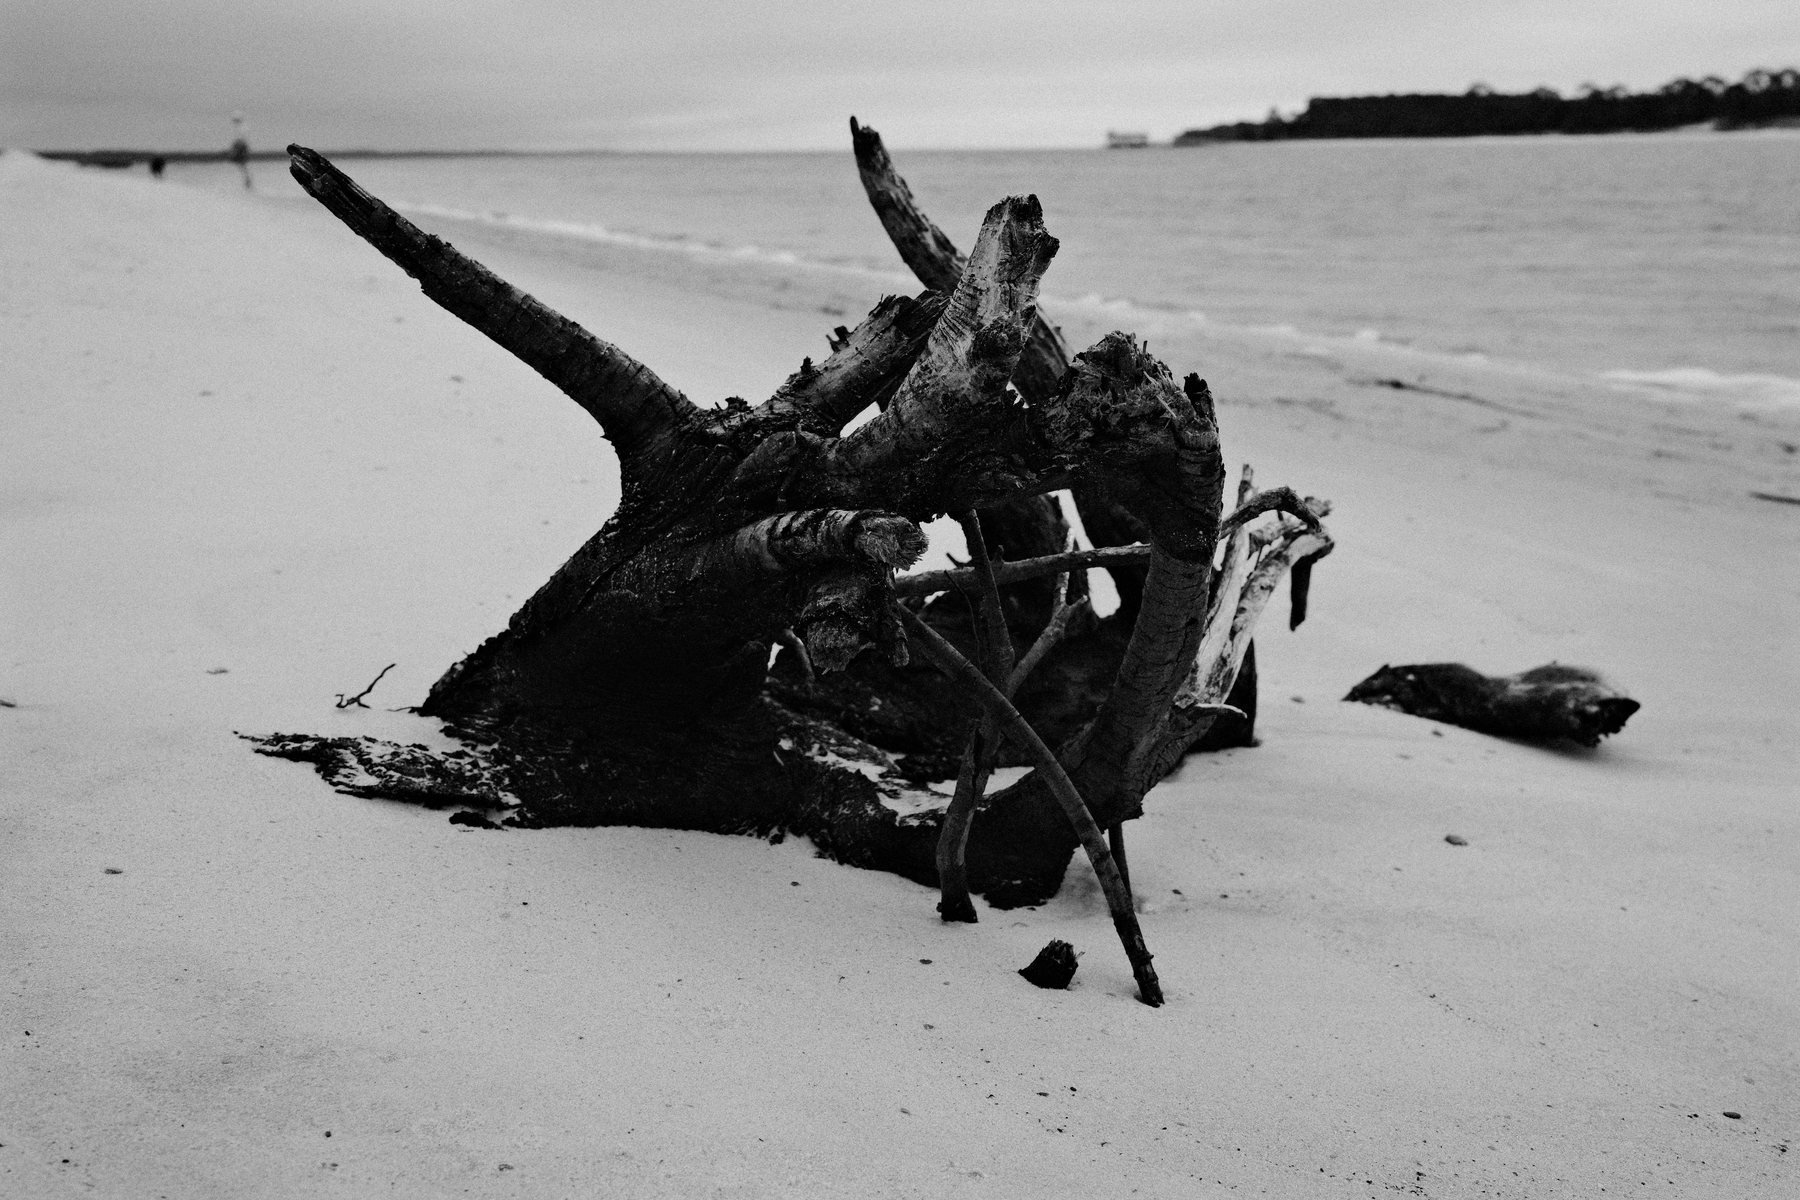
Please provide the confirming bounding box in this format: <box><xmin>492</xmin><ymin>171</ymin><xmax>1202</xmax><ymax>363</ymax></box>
<box><xmin>32</xmin><ymin>147</ymin><xmax>580</xmax><ymax>170</ymax></box>
<box><xmin>1177</xmin><ymin>67</ymin><xmax>1800</xmax><ymax>143</ymax></box>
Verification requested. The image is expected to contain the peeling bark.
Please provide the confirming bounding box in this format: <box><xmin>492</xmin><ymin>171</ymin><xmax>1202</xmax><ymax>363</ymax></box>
<box><xmin>850</xmin><ymin>118</ymin><xmax>1159</xmax><ymax>609</ymax></box>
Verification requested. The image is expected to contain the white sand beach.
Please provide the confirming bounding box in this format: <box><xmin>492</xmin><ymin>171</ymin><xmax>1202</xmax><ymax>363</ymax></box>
<box><xmin>2</xmin><ymin>149</ymin><xmax>1796</xmax><ymax>1196</ymax></box>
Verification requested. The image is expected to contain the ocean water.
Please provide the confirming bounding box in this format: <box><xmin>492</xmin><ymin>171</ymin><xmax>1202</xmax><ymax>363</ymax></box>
<box><xmin>178</xmin><ymin>131</ymin><xmax>1800</xmax><ymax>406</ymax></box>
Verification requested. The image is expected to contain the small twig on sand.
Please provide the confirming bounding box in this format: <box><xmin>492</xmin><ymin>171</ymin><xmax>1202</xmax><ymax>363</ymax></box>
<box><xmin>901</xmin><ymin>606</ymin><xmax>1163</xmax><ymax>1006</ymax></box>
<box><xmin>335</xmin><ymin>663</ymin><xmax>396</xmax><ymax>709</ymax></box>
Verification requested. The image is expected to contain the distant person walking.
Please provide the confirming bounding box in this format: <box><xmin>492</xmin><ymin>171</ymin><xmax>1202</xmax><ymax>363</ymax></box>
<box><xmin>149</xmin><ymin>156</ymin><xmax>166</xmax><ymax>179</ymax></box>
<box><xmin>229</xmin><ymin>112</ymin><xmax>252</xmax><ymax>190</ymax></box>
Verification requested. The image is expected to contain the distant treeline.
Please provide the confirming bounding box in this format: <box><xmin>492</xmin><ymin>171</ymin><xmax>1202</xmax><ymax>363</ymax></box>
<box><xmin>1176</xmin><ymin>68</ymin><xmax>1800</xmax><ymax>143</ymax></box>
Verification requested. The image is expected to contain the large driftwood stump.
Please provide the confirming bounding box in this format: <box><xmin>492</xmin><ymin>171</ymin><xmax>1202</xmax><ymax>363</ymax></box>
<box><xmin>249</xmin><ymin>123</ymin><xmax>1333</xmax><ymax>950</ymax></box>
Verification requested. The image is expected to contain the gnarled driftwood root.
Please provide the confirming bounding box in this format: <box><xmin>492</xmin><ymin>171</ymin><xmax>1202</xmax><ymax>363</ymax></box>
<box><xmin>249</xmin><ymin>130</ymin><xmax>1337</xmax><ymax>1003</ymax></box>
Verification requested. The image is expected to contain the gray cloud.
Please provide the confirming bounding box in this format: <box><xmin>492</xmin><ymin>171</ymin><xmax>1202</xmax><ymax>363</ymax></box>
<box><xmin>3</xmin><ymin>0</ymin><xmax>1794</xmax><ymax>150</ymax></box>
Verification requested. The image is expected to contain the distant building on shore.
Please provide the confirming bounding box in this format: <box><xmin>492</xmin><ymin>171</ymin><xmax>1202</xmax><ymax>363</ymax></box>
<box><xmin>1105</xmin><ymin>130</ymin><xmax>1150</xmax><ymax>149</ymax></box>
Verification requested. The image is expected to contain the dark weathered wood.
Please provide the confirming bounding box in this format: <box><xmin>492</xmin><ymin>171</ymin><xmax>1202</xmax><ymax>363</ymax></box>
<box><xmin>934</xmin><ymin>511</ymin><xmax>1017</xmax><ymax>923</ymax></box>
<box><xmin>1018</xmin><ymin>939</ymin><xmax>1079</xmax><ymax>989</ymax></box>
<box><xmin>253</xmin><ymin>138</ymin><xmax>1335</xmax><ymax>1002</ymax></box>
<box><xmin>753</xmin><ymin>292</ymin><xmax>946</xmax><ymax>436</ymax></box>
<box><xmin>1345</xmin><ymin>663</ymin><xmax>1639</xmax><ymax>746</ymax></box>
<box><xmin>852</xmin><ymin>117</ymin><xmax>1072</xmax><ymax>406</ymax></box>
<box><xmin>850</xmin><ymin>117</ymin><xmax>1154</xmax><ymax>609</ymax></box>
<box><xmin>900</xmin><ymin>608</ymin><xmax>1162</xmax><ymax>1006</ymax></box>
<box><xmin>288</xmin><ymin>145</ymin><xmax>698</xmax><ymax>475</ymax></box>
<box><xmin>1008</xmin><ymin>572</ymin><xmax>1085</xmax><ymax>695</ymax></box>
<box><xmin>896</xmin><ymin>544</ymin><xmax>1152</xmax><ymax>598</ymax></box>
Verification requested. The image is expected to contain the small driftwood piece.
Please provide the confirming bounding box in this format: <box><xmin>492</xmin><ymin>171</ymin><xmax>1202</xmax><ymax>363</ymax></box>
<box><xmin>1344</xmin><ymin>663</ymin><xmax>1640</xmax><ymax>746</ymax></box>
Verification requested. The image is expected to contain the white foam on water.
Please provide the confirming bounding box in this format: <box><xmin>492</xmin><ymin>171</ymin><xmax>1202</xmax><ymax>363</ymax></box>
<box><xmin>387</xmin><ymin>194</ymin><xmax>1800</xmax><ymax>415</ymax></box>
<box><xmin>400</xmin><ymin>198</ymin><xmax>1502</xmax><ymax>380</ymax></box>
<box><xmin>391</xmin><ymin>199</ymin><xmax>916</xmax><ymax>287</ymax></box>
<box><xmin>1601</xmin><ymin>367</ymin><xmax>1800</xmax><ymax>410</ymax></box>
<box><xmin>393</xmin><ymin>197</ymin><xmax>1411</xmax><ymax>370</ymax></box>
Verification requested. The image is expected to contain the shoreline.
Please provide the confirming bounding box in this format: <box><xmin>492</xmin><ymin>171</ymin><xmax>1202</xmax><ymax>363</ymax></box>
<box><xmin>142</xmin><ymin>135</ymin><xmax>1797</xmax><ymax>412</ymax></box>
<box><xmin>36</xmin><ymin>117</ymin><xmax>1800</xmax><ymax>168</ymax></box>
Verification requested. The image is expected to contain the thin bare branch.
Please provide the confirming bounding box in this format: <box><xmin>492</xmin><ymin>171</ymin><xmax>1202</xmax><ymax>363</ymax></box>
<box><xmin>335</xmin><ymin>663</ymin><xmax>395</xmax><ymax>709</ymax></box>
<box><xmin>1220</xmin><ymin>485</ymin><xmax>1326</xmax><ymax>538</ymax></box>
<box><xmin>895</xmin><ymin>543</ymin><xmax>1151</xmax><ymax>597</ymax></box>
<box><xmin>936</xmin><ymin>729</ymin><xmax>997</xmax><ymax>924</ymax></box>
<box><xmin>899</xmin><ymin>606</ymin><xmax>1163</xmax><ymax>1006</ymax></box>
<box><xmin>287</xmin><ymin>146</ymin><xmax>697</xmax><ymax>468</ymax></box>
<box><xmin>956</xmin><ymin>511</ymin><xmax>1017</xmax><ymax>683</ymax></box>
<box><xmin>935</xmin><ymin>511</ymin><xmax>1014</xmax><ymax>923</ymax></box>
<box><xmin>775</xmin><ymin>628</ymin><xmax>816</xmax><ymax>688</ymax></box>
<box><xmin>1008</xmin><ymin>572</ymin><xmax>1086</xmax><ymax>693</ymax></box>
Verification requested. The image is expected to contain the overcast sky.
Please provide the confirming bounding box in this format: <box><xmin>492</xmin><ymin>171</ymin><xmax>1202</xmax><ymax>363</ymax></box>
<box><xmin>4</xmin><ymin>1</ymin><xmax>1794</xmax><ymax>151</ymax></box>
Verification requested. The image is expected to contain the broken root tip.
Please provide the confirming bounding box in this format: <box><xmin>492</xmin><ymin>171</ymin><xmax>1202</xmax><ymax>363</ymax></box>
<box><xmin>937</xmin><ymin>896</ymin><xmax>979</xmax><ymax>924</ymax></box>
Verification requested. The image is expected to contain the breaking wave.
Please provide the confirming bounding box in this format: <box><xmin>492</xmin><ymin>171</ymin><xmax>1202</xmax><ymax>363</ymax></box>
<box><xmin>393</xmin><ymin>199</ymin><xmax>1800</xmax><ymax>412</ymax></box>
<box><xmin>390</xmin><ymin>200</ymin><xmax>915</xmax><ymax>286</ymax></box>
<box><xmin>1602</xmin><ymin>367</ymin><xmax>1800</xmax><ymax>410</ymax></box>
<box><xmin>390</xmin><ymin>199</ymin><xmax>1430</xmax><ymax>357</ymax></box>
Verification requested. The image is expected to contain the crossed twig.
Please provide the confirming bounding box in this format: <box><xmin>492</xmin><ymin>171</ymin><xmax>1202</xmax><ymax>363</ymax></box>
<box><xmin>335</xmin><ymin>663</ymin><xmax>396</xmax><ymax>709</ymax></box>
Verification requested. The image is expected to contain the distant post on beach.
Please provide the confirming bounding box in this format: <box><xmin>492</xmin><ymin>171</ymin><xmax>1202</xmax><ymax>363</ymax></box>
<box><xmin>229</xmin><ymin>112</ymin><xmax>251</xmax><ymax>190</ymax></box>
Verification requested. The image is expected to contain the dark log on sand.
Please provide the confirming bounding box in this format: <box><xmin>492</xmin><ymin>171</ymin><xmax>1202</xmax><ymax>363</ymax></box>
<box><xmin>1344</xmin><ymin>662</ymin><xmax>1640</xmax><ymax>746</ymax></box>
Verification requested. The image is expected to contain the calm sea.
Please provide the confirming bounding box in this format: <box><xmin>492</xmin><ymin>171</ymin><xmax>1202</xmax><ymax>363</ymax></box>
<box><xmin>180</xmin><ymin>131</ymin><xmax>1800</xmax><ymax>406</ymax></box>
